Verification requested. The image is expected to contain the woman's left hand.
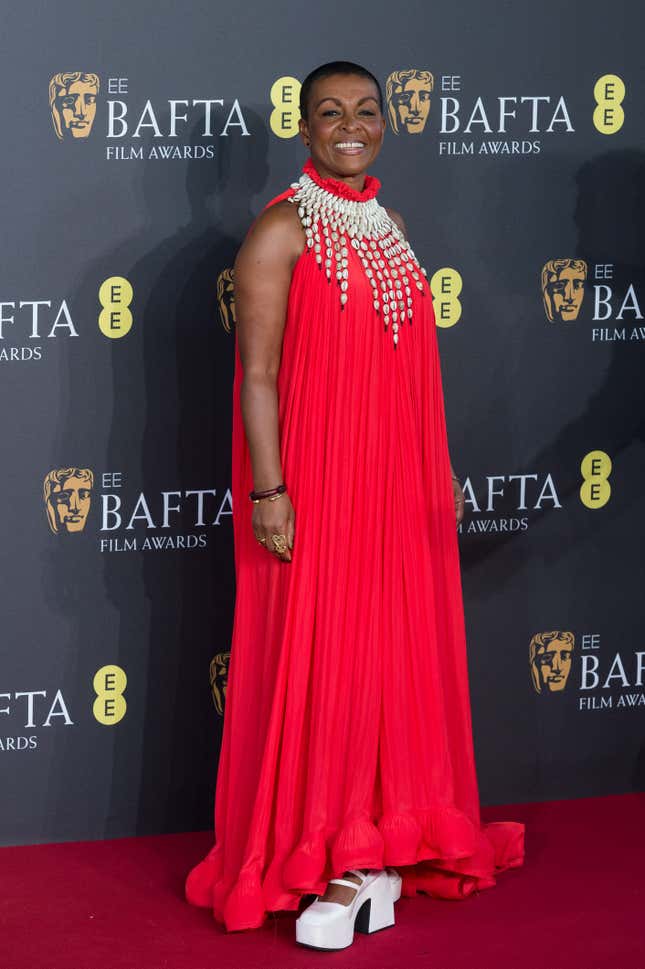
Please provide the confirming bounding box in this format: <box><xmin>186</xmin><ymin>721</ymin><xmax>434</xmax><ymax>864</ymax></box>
<box><xmin>452</xmin><ymin>476</ymin><xmax>465</xmax><ymax>526</ymax></box>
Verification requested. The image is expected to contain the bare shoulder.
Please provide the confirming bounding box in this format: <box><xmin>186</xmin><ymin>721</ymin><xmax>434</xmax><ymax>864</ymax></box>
<box><xmin>236</xmin><ymin>199</ymin><xmax>304</xmax><ymax>271</ymax></box>
<box><xmin>385</xmin><ymin>207</ymin><xmax>408</xmax><ymax>239</ymax></box>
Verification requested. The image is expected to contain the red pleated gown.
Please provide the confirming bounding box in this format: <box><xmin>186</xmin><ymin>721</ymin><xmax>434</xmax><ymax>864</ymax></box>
<box><xmin>186</xmin><ymin>160</ymin><xmax>525</xmax><ymax>931</ymax></box>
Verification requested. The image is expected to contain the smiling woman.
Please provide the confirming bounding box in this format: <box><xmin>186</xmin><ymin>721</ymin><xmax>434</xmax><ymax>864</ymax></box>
<box><xmin>185</xmin><ymin>60</ymin><xmax>524</xmax><ymax>951</ymax></box>
<box><xmin>299</xmin><ymin>64</ymin><xmax>385</xmax><ymax>181</ymax></box>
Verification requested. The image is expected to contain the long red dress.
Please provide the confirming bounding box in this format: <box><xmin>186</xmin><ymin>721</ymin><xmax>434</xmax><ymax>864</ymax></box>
<box><xmin>185</xmin><ymin>159</ymin><xmax>525</xmax><ymax>931</ymax></box>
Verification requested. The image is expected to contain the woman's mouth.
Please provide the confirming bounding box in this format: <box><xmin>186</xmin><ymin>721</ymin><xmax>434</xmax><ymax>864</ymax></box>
<box><xmin>333</xmin><ymin>142</ymin><xmax>366</xmax><ymax>155</ymax></box>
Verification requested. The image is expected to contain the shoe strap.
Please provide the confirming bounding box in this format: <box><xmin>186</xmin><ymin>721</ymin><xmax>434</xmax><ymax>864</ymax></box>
<box><xmin>327</xmin><ymin>878</ymin><xmax>361</xmax><ymax>890</ymax></box>
<box><xmin>347</xmin><ymin>869</ymin><xmax>368</xmax><ymax>881</ymax></box>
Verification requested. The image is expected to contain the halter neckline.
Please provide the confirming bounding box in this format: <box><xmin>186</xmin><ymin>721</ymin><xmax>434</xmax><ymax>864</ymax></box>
<box><xmin>303</xmin><ymin>157</ymin><xmax>381</xmax><ymax>202</ymax></box>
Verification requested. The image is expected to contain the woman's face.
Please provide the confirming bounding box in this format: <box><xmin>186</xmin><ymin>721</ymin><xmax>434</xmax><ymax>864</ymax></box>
<box><xmin>299</xmin><ymin>73</ymin><xmax>386</xmax><ymax>181</ymax></box>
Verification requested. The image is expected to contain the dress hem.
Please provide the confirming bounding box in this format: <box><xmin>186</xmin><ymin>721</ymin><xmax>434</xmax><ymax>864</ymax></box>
<box><xmin>185</xmin><ymin>807</ymin><xmax>525</xmax><ymax>932</ymax></box>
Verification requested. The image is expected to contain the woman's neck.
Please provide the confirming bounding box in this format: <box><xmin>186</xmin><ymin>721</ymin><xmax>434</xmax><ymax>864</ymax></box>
<box><xmin>302</xmin><ymin>157</ymin><xmax>381</xmax><ymax>203</ymax></box>
<box><xmin>307</xmin><ymin>158</ymin><xmax>366</xmax><ymax>193</ymax></box>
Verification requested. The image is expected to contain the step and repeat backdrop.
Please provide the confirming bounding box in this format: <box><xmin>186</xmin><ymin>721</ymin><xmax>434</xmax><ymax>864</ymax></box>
<box><xmin>1</xmin><ymin>1</ymin><xmax>644</xmax><ymax>846</ymax></box>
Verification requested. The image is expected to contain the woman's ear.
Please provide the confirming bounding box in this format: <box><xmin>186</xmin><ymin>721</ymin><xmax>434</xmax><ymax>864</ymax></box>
<box><xmin>298</xmin><ymin>117</ymin><xmax>310</xmax><ymax>147</ymax></box>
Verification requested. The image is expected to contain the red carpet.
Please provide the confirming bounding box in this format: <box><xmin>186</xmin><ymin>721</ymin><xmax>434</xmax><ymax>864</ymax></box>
<box><xmin>2</xmin><ymin>794</ymin><xmax>643</xmax><ymax>969</ymax></box>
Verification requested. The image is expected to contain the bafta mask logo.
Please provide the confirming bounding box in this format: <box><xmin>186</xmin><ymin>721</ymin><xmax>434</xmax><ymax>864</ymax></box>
<box><xmin>541</xmin><ymin>259</ymin><xmax>588</xmax><ymax>323</ymax></box>
<box><xmin>210</xmin><ymin>651</ymin><xmax>231</xmax><ymax>715</ymax></box>
<box><xmin>386</xmin><ymin>69</ymin><xmax>434</xmax><ymax>135</ymax></box>
<box><xmin>43</xmin><ymin>467</ymin><xmax>94</xmax><ymax>534</ymax></box>
<box><xmin>217</xmin><ymin>268</ymin><xmax>236</xmax><ymax>333</ymax></box>
<box><xmin>530</xmin><ymin>631</ymin><xmax>575</xmax><ymax>694</ymax></box>
<box><xmin>49</xmin><ymin>72</ymin><xmax>100</xmax><ymax>141</ymax></box>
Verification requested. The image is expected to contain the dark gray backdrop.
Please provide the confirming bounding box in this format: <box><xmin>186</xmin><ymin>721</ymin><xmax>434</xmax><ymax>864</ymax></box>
<box><xmin>1</xmin><ymin>0</ymin><xmax>643</xmax><ymax>847</ymax></box>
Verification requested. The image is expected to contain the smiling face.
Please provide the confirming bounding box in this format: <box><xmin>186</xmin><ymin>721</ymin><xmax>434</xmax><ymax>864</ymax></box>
<box><xmin>299</xmin><ymin>73</ymin><xmax>386</xmax><ymax>184</ymax></box>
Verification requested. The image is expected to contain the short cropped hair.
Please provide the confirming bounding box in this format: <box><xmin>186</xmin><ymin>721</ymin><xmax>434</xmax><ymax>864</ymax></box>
<box><xmin>299</xmin><ymin>61</ymin><xmax>383</xmax><ymax>120</ymax></box>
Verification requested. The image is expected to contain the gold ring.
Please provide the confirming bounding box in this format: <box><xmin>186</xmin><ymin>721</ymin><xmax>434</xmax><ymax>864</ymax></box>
<box><xmin>271</xmin><ymin>533</ymin><xmax>288</xmax><ymax>554</ymax></box>
<box><xmin>256</xmin><ymin>535</ymin><xmax>267</xmax><ymax>544</ymax></box>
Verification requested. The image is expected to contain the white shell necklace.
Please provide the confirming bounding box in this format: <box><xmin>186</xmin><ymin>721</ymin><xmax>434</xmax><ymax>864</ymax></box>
<box><xmin>288</xmin><ymin>162</ymin><xmax>427</xmax><ymax>348</ymax></box>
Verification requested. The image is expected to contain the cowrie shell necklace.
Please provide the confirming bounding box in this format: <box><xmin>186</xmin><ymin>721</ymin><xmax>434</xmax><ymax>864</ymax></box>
<box><xmin>288</xmin><ymin>166</ymin><xmax>427</xmax><ymax>348</ymax></box>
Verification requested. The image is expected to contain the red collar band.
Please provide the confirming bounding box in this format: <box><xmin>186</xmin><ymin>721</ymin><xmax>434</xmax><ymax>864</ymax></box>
<box><xmin>303</xmin><ymin>156</ymin><xmax>381</xmax><ymax>202</ymax></box>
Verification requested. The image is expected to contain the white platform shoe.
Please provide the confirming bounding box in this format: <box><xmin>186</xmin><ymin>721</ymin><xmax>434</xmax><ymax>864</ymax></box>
<box><xmin>295</xmin><ymin>868</ymin><xmax>399</xmax><ymax>950</ymax></box>
<box><xmin>387</xmin><ymin>867</ymin><xmax>402</xmax><ymax>901</ymax></box>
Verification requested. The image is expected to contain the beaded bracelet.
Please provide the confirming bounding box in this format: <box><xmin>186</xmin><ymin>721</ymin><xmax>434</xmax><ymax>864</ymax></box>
<box><xmin>249</xmin><ymin>483</ymin><xmax>287</xmax><ymax>503</ymax></box>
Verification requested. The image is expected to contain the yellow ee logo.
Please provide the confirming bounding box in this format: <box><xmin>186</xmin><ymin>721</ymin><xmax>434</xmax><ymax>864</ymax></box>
<box><xmin>593</xmin><ymin>75</ymin><xmax>625</xmax><ymax>134</ymax></box>
<box><xmin>580</xmin><ymin>450</ymin><xmax>612</xmax><ymax>509</ymax></box>
<box><xmin>270</xmin><ymin>76</ymin><xmax>301</xmax><ymax>138</ymax></box>
<box><xmin>93</xmin><ymin>664</ymin><xmax>127</xmax><ymax>725</ymax></box>
<box><xmin>99</xmin><ymin>276</ymin><xmax>133</xmax><ymax>338</ymax></box>
<box><xmin>430</xmin><ymin>268</ymin><xmax>463</xmax><ymax>328</ymax></box>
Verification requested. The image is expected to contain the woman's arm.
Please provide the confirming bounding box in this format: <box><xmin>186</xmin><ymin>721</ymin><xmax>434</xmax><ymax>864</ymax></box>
<box><xmin>233</xmin><ymin>201</ymin><xmax>304</xmax><ymax>559</ymax></box>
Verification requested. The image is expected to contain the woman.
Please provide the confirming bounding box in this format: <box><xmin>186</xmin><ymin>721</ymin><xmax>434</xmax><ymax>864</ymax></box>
<box><xmin>186</xmin><ymin>61</ymin><xmax>525</xmax><ymax>950</ymax></box>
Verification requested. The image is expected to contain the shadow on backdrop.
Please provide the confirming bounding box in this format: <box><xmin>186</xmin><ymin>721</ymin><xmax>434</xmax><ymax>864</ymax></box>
<box><xmin>43</xmin><ymin>109</ymin><xmax>269</xmax><ymax>838</ymax></box>
<box><xmin>461</xmin><ymin>150</ymin><xmax>645</xmax><ymax>586</ymax></box>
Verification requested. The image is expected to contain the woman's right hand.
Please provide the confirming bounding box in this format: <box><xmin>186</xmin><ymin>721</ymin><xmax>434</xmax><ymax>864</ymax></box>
<box><xmin>252</xmin><ymin>492</ymin><xmax>295</xmax><ymax>562</ymax></box>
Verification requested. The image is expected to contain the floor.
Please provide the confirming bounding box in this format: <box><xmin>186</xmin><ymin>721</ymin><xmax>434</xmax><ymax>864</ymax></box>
<box><xmin>2</xmin><ymin>793</ymin><xmax>643</xmax><ymax>969</ymax></box>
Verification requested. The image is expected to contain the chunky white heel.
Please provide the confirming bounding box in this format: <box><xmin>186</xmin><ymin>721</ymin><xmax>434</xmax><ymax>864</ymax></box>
<box><xmin>295</xmin><ymin>869</ymin><xmax>395</xmax><ymax>950</ymax></box>
<box><xmin>386</xmin><ymin>867</ymin><xmax>402</xmax><ymax>902</ymax></box>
